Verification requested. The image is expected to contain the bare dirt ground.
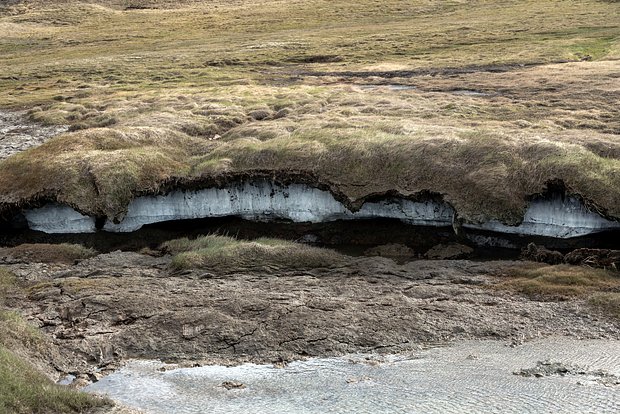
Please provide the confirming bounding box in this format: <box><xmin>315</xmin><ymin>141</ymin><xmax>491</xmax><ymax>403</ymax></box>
<box><xmin>0</xmin><ymin>110</ymin><xmax>67</xmax><ymax>160</ymax></box>
<box><xmin>2</xmin><ymin>250</ymin><xmax>618</xmax><ymax>387</ymax></box>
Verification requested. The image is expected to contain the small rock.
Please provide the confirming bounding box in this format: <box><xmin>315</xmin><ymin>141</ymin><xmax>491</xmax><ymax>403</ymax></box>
<box><xmin>346</xmin><ymin>376</ymin><xmax>371</xmax><ymax>384</ymax></box>
<box><xmin>520</xmin><ymin>243</ymin><xmax>564</xmax><ymax>265</ymax></box>
<box><xmin>57</xmin><ymin>374</ymin><xmax>76</xmax><ymax>386</ymax></box>
<box><xmin>182</xmin><ymin>324</ymin><xmax>204</xmax><ymax>339</ymax></box>
<box><xmin>425</xmin><ymin>243</ymin><xmax>473</xmax><ymax>260</ymax></box>
<box><xmin>297</xmin><ymin>234</ymin><xmax>320</xmax><ymax>244</ymax></box>
<box><xmin>92</xmin><ymin>371</ymin><xmax>106</xmax><ymax>381</ymax></box>
<box><xmin>272</xmin><ymin>357</ymin><xmax>289</xmax><ymax>369</ymax></box>
<box><xmin>222</xmin><ymin>381</ymin><xmax>246</xmax><ymax>390</ymax></box>
<box><xmin>509</xmin><ymin>338</ymin><xmax>525</xmax><ymax>347</ymax></box>
<box><xmin>364</xmin><ymin>243</ymin><xmax>415</xmax><ymax>259</ymax></box>
<box><xmin>72</xmin><ymin>375</ymin><xmax>91</xmax><ymax>388</ymax></box>
<box><xmin>363</xmin><ymin>357</ymin><xmax>381</xmax><ymax>366</ymax></box>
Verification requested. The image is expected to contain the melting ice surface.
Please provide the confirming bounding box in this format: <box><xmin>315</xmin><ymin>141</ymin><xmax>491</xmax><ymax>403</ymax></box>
<box><xmin>24</xmin><ymin>204</ymin><xmax>97</xmax><ymax>234</ymax></box>
<box><xmin>86</xmin><ymin>339</ymin><xmax>620</xmax><ymax>414</ymax></box>
<box><xmin>23</xmin><ymin>180</ymin><xmax>620</xmax><ymax>237</ymax></box>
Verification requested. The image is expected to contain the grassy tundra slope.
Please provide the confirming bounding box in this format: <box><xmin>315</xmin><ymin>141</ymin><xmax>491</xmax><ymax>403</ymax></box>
<box><xmin>0</xmin><ymin>0</ymin><xmax>619</xmax><ymax>224</ymax></box>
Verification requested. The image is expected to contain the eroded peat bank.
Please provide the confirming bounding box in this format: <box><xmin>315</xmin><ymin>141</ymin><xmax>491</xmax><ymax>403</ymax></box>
<box><xmin>1</xmin><ymin>0</ymin><xmax>620</xmax><ymax>413</ymax></box>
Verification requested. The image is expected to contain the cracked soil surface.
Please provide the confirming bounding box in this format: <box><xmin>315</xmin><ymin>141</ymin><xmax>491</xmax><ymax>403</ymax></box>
<box><xmin>2</xmin><ymin>250</ymin><xmax>619</xmax><ymax>386</ymax></box>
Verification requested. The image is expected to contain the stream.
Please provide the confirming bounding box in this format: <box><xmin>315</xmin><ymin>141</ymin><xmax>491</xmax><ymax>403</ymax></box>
<box><xmin>86</xmin><ymin>338</ymin><xmax>620</xmax><ymax>414</ymax></box>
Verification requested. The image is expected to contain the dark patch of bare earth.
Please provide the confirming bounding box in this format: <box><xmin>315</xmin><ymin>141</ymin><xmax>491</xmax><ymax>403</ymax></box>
<box><xmin>2</xmin><ymin>250</ymin><xmax>618</xmax><ymax>387</ymax></box>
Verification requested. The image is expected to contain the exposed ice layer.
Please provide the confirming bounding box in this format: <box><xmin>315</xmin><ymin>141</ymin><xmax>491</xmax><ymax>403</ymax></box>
<box><xmin>23</xmin><ymin>204</ymin><xmax>96</xmax><ymax>234</ymax></box>
<box><xmin>21</xmin><ymin>181</ymin><xmax>620</xmax><ymax>238</ymax></box>
<box><xmin>102</xmin><ymin>181</ymin><xmax>454</xmax><ymax>232</ymax></box>
<box><xmin>465</xmin><ymin>196</ymin><xmax>620</xmax><ymax>238</ymax></box>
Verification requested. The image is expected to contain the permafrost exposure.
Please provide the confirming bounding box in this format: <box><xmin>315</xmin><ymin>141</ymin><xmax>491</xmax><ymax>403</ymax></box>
<box><xmin>24</xmin><ymin>203</ymin><xmax>97</xmax><ymax>234</ymax></box>
<box><xmin>101</xmin><ymin>181</ymin><xmax>455</xmax><ymax>232</ymax></box>
<box><xmin>471</xmin><ymin>196</ymin><xmax>620</xmax><ymax>238</ymax></box>
<box><xmin>22</xmin><ymin>180</ymin><xmax>620</xmax><ymax>238</ymax></box>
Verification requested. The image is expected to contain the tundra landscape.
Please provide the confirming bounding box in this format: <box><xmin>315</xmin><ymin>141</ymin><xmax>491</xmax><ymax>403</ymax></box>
<box><xmin>1</xmin><ymin>0</ymin><xmax>620</xmax><ymax>413</ymax></box>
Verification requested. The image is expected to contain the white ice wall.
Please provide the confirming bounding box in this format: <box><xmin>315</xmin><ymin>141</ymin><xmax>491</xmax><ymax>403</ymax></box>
<box><xmin>101</xmin><ymin>181</ymin><xmax>455</xmax><ymax>232</ymax></box>
<box><xmin>24</xmin><ymin>204</ymin><xmax>96</xmax><ymax>233</ymax></box>
<box><xmin>466</xmin><ymin>196</ymin><xmax>619</xmax><ymax>238</ymax></box>
<box><xmin>22</xmin><ymin>181</ymin><xmax>620</xmax><ymax>238</ymax></box>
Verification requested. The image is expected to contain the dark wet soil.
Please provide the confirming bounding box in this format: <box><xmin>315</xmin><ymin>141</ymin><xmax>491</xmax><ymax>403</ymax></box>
<box><xmin>299</xmin><ymin>61</ymin><xmax>573</xmax><ymax>79</ymax></box>
<box><xmin>2</xmin><ymin>216</ymin><xmax>619</xmax><ymax>262</ymax></box>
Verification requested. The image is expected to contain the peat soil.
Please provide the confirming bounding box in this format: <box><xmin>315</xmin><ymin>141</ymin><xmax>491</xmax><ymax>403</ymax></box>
<box><xmin>2</xmin><ymin>249</ymin><xmax>619</xmax><ymax>388</ymax></box>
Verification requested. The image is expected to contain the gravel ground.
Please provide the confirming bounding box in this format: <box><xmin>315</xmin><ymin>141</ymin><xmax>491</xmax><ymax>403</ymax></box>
<box><xmin>0</xmin><ymin>110</ymin><xmax>67</xmax><ymax>160</ymax></box>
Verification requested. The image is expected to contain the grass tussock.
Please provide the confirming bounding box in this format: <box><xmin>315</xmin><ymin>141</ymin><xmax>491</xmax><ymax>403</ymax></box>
<box><xmin>0</xmin><ymin>269</ymin><xmax>17</xmax><ymax>304</ymax></box>
<box><xmin>0</xmin><ymin>345</ymin><xmax>108</xmax><ymax>414</ymax></box>
<box><xmin>1</xmin><ymin>243</ymin><xmax>97</xmax><ymax>264</ymax></box>
<box><xmin>497</xmin><ymin>264</ymin><xmax>620</xmax><ymax>299</ymax></box>
<box><xmin>496</xmin><ymin>264</ymin><xmax>620</xmax><ymax>318</ymax></box>
<box><xmin>0</xmin><ymin>310</ymin><xmax>45</xmax><ymax>353</ymax></box>
<box><xmin>588</xmin><ymin>293</ymin><xmax>620</xmax><ymax>319</ymax></box>
<box><xmin>163</xmin><ymin>235</ymin><xmax>345</xmax><ymax>271</ymax></box>
<box><xmin>1</xmin><ymin>269</ymin><xmax>46</xmax><ymax>353</ymax></box>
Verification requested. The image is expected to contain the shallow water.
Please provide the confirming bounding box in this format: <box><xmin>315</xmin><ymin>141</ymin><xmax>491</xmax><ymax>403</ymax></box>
<box><xmin>87</xmin><ymin>338</ymin><xmax>620</xmax><ymax>414</ymax></box>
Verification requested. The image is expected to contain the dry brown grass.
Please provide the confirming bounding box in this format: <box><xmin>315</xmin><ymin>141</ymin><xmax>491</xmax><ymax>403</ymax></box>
<box><xmin>163</xmin><ymin>235</ymin><xmax>345</xmax><ymax>271</ymax></box>
<box><xmin>589</xmin><ymin>293</ymin><xmax>620</xmax><ymax>319</ymax></box>
<box><xmin>0</xmin><ymin>344</ymin><xmax>109</xmax><ymax>414</ymax></box>
<box><xmin>0</xmin><ymin>269</ymin><xmax>16</xmax><ymax>307</ymax></box>
<box><xmin>1</xmin><ymin>120</ymin><xmax>619</xmax><ymax>224</ymax></box>
<box><xmin>1</xmin><ymin>267</ymin><xmax>48</xmax><ymax>362</ymax></box>
<box><xmin>496</xmin><ymin>264</ymin><xmax>620</xmax><ymax>299</ymax></box>
<box><xmin>1</xmin><ymin>243</ymin><xmax>97</xmax><ymax>264</ymax></box>
<box><xmin>495</xmin><ymin>263</ymin><xmax>620</xmax><ymax>320</ymax></box>
<box><xmin>0</xmin><ymin>1</ymin><xmax>619</xmax><ymax>224</ymax></box>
